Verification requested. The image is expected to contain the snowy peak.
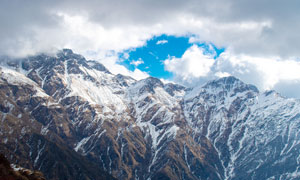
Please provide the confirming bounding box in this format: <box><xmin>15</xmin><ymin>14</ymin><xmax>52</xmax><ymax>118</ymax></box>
<box><xmin>185</xmin><ymin>76</ymin><xmax>259</xmax><ymax>100</ymax></box>
<box><xmin>56</xmin><ymin>50</ymin><xmax>111</xmax><ymax>74</ymax></box>
<box><xmin>56</xmin><ymin>49</ymin><xmax>84</xmax><ymax>61</ymax></box>
<box><xmin>203</xmin><ymin>76</ymin><xmax>259</xmax><ymax>93</ymax></box>
<box><xmin>16</xmin><ymin>49</ymin><xmax>110</xmax><ymax>75</ymax></box>
<box><xmin>142</xmin><ymin>77</ymin><xmax>164</xmax><ymax>88</ymax></box>
<box><xmin>128</xmin><ymin>77</ymin><xmax>164</xmax><ymax>95</ymax></box>
<box><xmin>130</xmin><ymin>77</ymin><xmax>186</xmax><ymax>99</ymax></box>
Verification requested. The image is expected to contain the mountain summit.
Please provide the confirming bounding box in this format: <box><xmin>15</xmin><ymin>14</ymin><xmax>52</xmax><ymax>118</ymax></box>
<box><xmin>0</xmin><ymin>50</ymin><xmax>300</xmax><ymax>180</ymax></box>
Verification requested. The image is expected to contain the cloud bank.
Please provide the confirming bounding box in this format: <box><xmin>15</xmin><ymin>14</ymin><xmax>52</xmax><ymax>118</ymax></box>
<box><xmin>2</xmin><ymin>0</ymin><xmax>300</xmax><ymax>57</ymax></box>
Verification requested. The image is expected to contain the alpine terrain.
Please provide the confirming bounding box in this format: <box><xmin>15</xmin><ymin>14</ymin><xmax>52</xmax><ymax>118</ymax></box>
<box><xmin>0</xmin><ymin>49</ymin><xmax>299</xmax><ymax>180</ymax></box>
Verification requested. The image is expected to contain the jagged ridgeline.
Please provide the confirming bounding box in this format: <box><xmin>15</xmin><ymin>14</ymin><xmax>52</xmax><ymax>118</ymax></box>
<box><xmin>0</xmin><ymin>49</ymin><xmax>300</xmax><ymax>180</ymax></box>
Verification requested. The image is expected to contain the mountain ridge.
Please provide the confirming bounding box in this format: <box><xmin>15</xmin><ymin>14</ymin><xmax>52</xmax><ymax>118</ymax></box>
<box><xmin>1</xmin><ymin>49</ymin><xmax>300</xmax><ymax>180</ymax></box>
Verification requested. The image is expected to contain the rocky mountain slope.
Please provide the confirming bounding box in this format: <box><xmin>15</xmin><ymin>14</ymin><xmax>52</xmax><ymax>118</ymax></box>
<box><xmin>0</xmin><ymin>49</ymin><xmax>299</xmax><ymax>180</ymax></box>
<box><xmin>0</xmin><ymin>153</ymin><xmax>45</xmax><ymax>180</ymax></box>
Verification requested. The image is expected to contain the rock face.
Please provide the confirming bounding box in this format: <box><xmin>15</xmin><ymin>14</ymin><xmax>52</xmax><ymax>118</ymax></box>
<box><xmin>0</xmin><ymin>49</ymin><xmax>300</xmax><ymax>180</ymax></box>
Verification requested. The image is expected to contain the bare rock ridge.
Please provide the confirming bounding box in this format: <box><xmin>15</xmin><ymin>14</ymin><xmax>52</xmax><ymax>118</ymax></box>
<box><xmin>0</xmin><ymin>49</ymin><xmax>300</xmax><ymax>180</ymax></box>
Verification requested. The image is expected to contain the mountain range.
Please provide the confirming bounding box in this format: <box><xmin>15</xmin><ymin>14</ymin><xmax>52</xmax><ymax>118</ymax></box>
<box><xmin>0</xmin><ymin>49</ymin><xmax>299</xmax><ymax>180</ymax></box>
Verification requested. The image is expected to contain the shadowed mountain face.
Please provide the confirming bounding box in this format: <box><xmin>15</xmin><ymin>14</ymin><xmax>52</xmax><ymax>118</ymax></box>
<box><xmin>0</xmin><ymin>49</ymin><xmax>300</xmax><ymax>180</ymax></box>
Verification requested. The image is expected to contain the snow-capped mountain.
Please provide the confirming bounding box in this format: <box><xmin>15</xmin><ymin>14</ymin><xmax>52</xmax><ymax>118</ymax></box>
<box><xmin>0</xmin><ymin>49</ymin><xmax>299</xmax><ymax>180</ymax></box>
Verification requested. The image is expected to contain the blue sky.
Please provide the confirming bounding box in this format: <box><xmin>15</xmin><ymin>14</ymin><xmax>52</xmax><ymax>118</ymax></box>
<box><xmin>119</xmin><ymin>35</ymin><xmax>225</xmax><ymax>80</ymax></box>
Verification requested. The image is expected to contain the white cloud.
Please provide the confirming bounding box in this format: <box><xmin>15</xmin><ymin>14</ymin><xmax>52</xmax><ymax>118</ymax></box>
<box><xmin>156</xmin><ymin>40</ymin><xmax>168</xmax><ymax>45</ymax></box>
<box><xmin>217</xmin><ymin>52</ymin><xmax>300</xmax><ymax>92</ymax></box>
<box><xmin>123</xmin><ymin>52</ymin><xmax>129</xmax><ymax>59</ymax></box>
<box><xmin>47</xmin><ymin>13</ymin><xmax>158</xmax><ymax>59</ymax></box>
<box><xmin>215</xmin><ymin>71</ymin><xmax>231</xmax><ymax>78</ymax></box>
<box><xmin>97</xmin><ymin>55</ymin><xmax>149</xmax><ymax>80</ymax></box>
<box><xmin>164</xmin><ymin>45</ymin><xmax>215</xmax><ymax>83</ymax></box>
<box><xmin>129</xmin><ymin>68</ymin><xmax>149</xmax><ymax>80</ymax></box>
<box><xmin>130</xmin><ymin>58</ymin><xmax>144</xmax><ymax>66</ymax></box>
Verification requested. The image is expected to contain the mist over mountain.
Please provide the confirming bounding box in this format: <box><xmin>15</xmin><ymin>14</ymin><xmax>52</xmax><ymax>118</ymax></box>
<box><xmin>0</xmin><ymin>49</ymin><xmax>300</xmax><ymax>180</ymax></box>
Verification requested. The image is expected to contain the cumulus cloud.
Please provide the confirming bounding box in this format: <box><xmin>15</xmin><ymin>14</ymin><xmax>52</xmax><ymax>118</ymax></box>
<box><xmin>164</xmin><ymin>45</ymin><xmax>215</xmax><ymax>83</ymax></box>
